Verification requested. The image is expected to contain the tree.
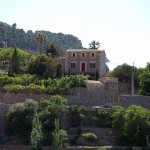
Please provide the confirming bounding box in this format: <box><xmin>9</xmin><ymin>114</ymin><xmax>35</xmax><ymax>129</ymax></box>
<box><xmin>89</xmin><ymin>40</ymin><xmax>100</xmax><ymax>49</ymax></box>
<box><xmin>36</xmin><ymin>32</ymin><xmax>47</xmax><ymax>54</ymax></box>
<box><xmin>6</xmin><ymin>99</ymin><xmax>38</xmax><ymax>138</ymax></box>
<box><xmin>139</xmin><ymin>63</ymin><xmax>150</xmax><ymax>95</ymax></box>
<box><xmin>45</xmin><ymin>42</ymin><xmax>61</xmax><ymax>58</ymax></box>
<box><xmin>109</xmin><ymin>63</ymin><xmax>140</xmax><ymax>86</ymax></box>
<box><xmin>55</xmin><ymin>62</ymin><xmax>63</xmax><ymax>78</ymax></box>
<box><xmin>31</xmin><ymin>115</ymin><xmax>43</xmax><ymax>150</ymax></box>
<box><xmin>48</xmin><ymin>95</ymin><xmax>68</xmax><ymax>117</ymax></box>
<box><xmin>9</xmin><ymin>48</ymin><xmax>20</xmax><ymax>75</ymax></box>
<box><xmin>38</xmin><ymin>95</ymin><xmax>68</xmax><ymax>144</ymax></box>
<box><xmin>112</xmin><ymin>105</ymin><xmax>150</xmax><ymax>145</ymax></box>
<box><xmin>52</xmin><ymin>119</ymin><xmax>68</xmax><ymax>150</ymax></box>
<box><xmin>28</xmin><ymin>54</ymin><xmax>51</xmax><ymax>77</ymax></box>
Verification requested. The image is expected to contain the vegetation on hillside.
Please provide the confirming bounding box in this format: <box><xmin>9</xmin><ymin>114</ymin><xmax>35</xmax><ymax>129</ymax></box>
<box><xmin>0</xmin><ymin>21</ymin><xmax>82</xmax><ymax>54</ymax></box>
<box><xmin>0</xmin><ymin>30</ymin><xmax>150</xmax><ymax>148</ymax></box>
<box><xmin>0</xmin><ymin>74</ymin><xmax>89</xmax><ymax>94</ymax></box>
<box><xmin>6</xmin><ymin>100</ymin><xmax>150</xmax><ymax>147</ymax></box>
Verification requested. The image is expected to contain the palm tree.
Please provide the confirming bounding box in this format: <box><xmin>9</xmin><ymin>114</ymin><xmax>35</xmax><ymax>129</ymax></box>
<box><xmin>89</xmin><ymin>40</ymin><xmax>100</xmax><ymax>49</ymax></box>
<box><xmin>36</xmin><ymin>32</ymin><xmax>47</xmax><ymax>54</ymax></box>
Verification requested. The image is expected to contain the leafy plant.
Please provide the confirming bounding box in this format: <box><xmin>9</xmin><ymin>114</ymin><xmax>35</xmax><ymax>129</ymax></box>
<box><xmin>27</xmin><ymin>83</ymin><xmax>45</xmax><ymax>94</ymax></box>
<box><xmin>3</xmin><ymin>84</ymin><xmax>25</xmax><ymax>93</ymax></box>
<box><xmin>112</xmin><ymin>105</ymin><xmax>150</xmax><ymax>145</ymax></box>
<box><xmin>69</xmin><ymin>105</ymin><xmax>82</xmax><ymax>127</ymax></box>
<box><xmin>6</xmin><ymin>99</ymin><xmax>38</xmax><ymax>138</ymax></box>
<box><xmin>81</xmin><ymin>132</ymin><xmax>98</xmax><ymax>142</ymax></box>
<box><xmin>38</xmin><ymin>96</ymin><xmax>68</xmax><ymax>144</ymax></box>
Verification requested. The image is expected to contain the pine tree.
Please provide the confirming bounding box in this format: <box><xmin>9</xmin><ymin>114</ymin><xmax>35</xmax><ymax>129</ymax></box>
<box><xmin>31</xmin><ymin>115</ymin><xmax>43</xmax><ymax>150</ymax></box>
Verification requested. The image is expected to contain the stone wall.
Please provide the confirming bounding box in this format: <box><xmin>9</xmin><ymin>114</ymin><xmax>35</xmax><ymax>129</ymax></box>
<box><xmin>0</xmin><ymin>87</ymin><xmax>119</xmax><ymax>106</ymax></box>
<box><xmin>0</xmin><ymin>88</ymin><xmax>150</xmax><ymax>109</ymax></box>
<box><xmin>117</xmin><ymin>95</ymin><xmax>150</xmax><ymax>109</ymax></box>
<box><xmin>118</xmin><ymin>82</ymin><xmax>139</xmax><ymax>95</ymax></box>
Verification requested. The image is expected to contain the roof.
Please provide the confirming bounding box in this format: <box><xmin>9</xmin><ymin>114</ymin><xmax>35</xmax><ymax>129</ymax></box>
<box><xmin>66</xmin><ymin>49</ymin><xmax>105</xmax><ymax>52</ymax></box>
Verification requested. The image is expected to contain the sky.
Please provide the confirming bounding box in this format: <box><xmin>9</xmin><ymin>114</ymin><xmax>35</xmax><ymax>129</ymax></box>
<box><xmin>0</xmin><ymin>0</ymin><xmax>150</xmax><ymax>70</ymax></box>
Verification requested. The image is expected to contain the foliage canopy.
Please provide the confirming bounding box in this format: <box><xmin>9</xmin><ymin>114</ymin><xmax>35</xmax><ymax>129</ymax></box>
<box><xmin>112</xmin><ymin>105</ymin><xmax>150</xmax><ymax>145</ymax></box>
<box><xmin>6</xmin><ymin>99</ymin><xmax>38</xmax><ymax>138</ymax></box>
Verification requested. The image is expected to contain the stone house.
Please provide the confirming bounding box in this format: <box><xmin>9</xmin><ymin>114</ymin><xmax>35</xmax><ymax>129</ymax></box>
<box><xmin>64</xmin><ymin>49</ymin><xmax>108</xmax><ymax>77</ymax></box>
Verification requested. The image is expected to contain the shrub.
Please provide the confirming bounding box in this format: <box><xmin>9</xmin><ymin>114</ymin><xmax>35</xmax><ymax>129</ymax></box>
<box><xmin>81</xmin><ymin>132</ymin><xmax>98</xmax><ymax>142</ymax></box>
<box><xmin>27</xmin><ymin>83</ymin><xmax>45</xmax><ymax>94</ymax></box>
<box><xmin>0</xmin><ymin>76</ymin><xmax>14</xmax><ymax>87</ymax></box>
<box><xmin>6</xmin><ymin>99</ymin><xmax>38</xmax><ymax>138</ymax></box>
<box><xmin>112</xmin><ymin>105</ymin><xmax>150</xmax><ymax>145</ymax></box>
<box><xmin>69</xmin><ymin>105</ymin><xmax>82</xmax><ymax>127</ymax></box>
<box><xmin>44</xmin><ymin>75</ymin><xmax>89</xmax><ymax>94</ymax></box>
<box><xmin>3</xmin><ymin>84</ymin><xmax>25</xmax><ymax>93</ymax></box>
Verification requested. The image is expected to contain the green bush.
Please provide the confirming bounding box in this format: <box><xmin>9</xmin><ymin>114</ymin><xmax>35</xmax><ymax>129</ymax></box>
<box><xmin>81</xmin><ymin>132</ymin><xmax>98</xmax><ymax>142</ymax></box>
<box><xmin>44</xmin><ymin>75</ymin><xmax>89</xmax><ymax>94</ymax></box>
<box><xmin>69</xmin><ymin>105</ymin><xmax>82</xmax><ymax>127</ymax></box>
<box><xmin>27</xmin><ymin>83</ymin><xmax>45</xmax><ymax>94</ymax></box>
<box><xmin>3</xmin><ymin>84</ymin><xmax>25</xmax><ymax>93</ymax></box>
<box><xmin>112</xmin><ymin>105</ymin><xmax>150</xmax><ymax>145</ymax></box>
<box><xmin>0</xmin><ymin>76</ymin><xmax>14</xmax><ymax>87</ymax></box>
<box><xmin>0</xmin><ymin>74</ymin><xmax>37</xmax><ymax>88</ymax></box>
<box><xmin>6</xmin><ymin>99</ymin><xmax>38</xmax><ymax>138</ymax></box>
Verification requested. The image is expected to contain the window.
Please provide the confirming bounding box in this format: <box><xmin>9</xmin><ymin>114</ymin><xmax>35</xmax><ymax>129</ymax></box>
<box><xmin>71</xmin><ymin>63</ymin><xmax>76</xmax><ymax>68</ymax></box>
<box><xmin>91</xmin><ymin>53</ymin><xmax>95</xmax><ymax>57</ymax></box>
<box><xmin>90</xmin><ymin>63</ymin><xmax>96</xmax><ymax>68</ymax></box>
<box><xmin>82</xmin><ymin>53</ymin><xmax>85</xmax><ymax>57</ymax></box>
<box><xmin>72</xmin><ymin>53</ymin><xmax>76</xmax><ymax>57</ymax></box>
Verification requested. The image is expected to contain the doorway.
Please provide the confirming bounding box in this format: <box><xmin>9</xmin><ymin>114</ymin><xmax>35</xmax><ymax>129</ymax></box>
<box><xmin>81</xmin><ymin>63</ymin><xmax>85</xmax><ymax>72</ymax></box>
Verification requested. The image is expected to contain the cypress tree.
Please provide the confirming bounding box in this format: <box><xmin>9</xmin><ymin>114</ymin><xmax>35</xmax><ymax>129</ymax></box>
<box><xmin>31</xmin><ymin>115</ymin><xmax>43</xmax><ymax>150</ymax></box>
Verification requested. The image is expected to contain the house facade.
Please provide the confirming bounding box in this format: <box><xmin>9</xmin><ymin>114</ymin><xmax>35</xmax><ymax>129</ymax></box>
<box><xmin>65</xmin><ymin>49</ymin><xmax>108</xmax><ymax>77</ymax></box>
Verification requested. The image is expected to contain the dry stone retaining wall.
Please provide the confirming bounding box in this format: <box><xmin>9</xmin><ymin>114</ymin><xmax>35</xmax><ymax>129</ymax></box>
<box><xmin>0</xmin><ymin>87</ymin><xmax>118</xmax><ymax>106</ymax></box>
<box><xmin>118</xmin><ymin>95</ymin><xmax>150</xmax><ymax>109</ymax></box>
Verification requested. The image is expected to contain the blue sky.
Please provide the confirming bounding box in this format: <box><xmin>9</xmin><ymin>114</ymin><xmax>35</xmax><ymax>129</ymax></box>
<box><xmin>0</xmin><ymin>0</ymin><xmax>150</xmax><ymax>70</ymax></box>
